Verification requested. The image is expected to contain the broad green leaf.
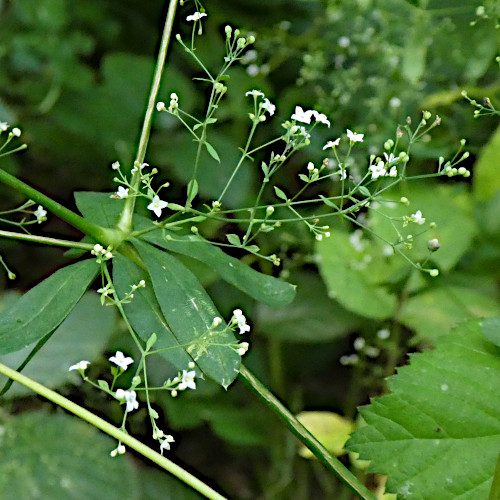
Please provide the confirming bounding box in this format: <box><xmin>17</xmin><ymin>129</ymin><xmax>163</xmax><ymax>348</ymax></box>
<box><xmin>226</xmin><ymin>233</ymin><xmax>241</xmax><ymax>246</ymax></box>
<box><xmin>369</xmin><ymin>182</ymin><xmax>476</xmax><ymax>272</ymax></box>
<box><xmin>133</xmin><ymin>239</ymin><xmax>241</xmax><ymax>388</ymax></box>
<box><xmin>258</xmin><ymin>271</ymin><xmax>362</xmax><ymax>342</ymax></box>
<box><xmin>0</xmin><ymin>292</ymin><xmax>115</xmax><ymax>398</ymax></box>
<box><xmin>141</xmin><ymin>230</ymin><xmax>296</xmax><ymax>308</ymax></box>
<box><xmin>113</xmin><ymin>254</ymin><xmax>192</xmax><ymax>370</ymax></box>
<box><xmin>0</xmin><ymin>412</ymin><xmax>139</xmax><ymax>499</ymax></box>
<box><xmin>0</xmin><ymin>260</ymin><xmax>98</xmax><ymax>355</ymax></box>
<box><xmin>74</xmin><ymin>191</ymin><xmax>296</xmax><ymax>308</ymax></box>
<box><xmin>347</xmin><ymin>321</ymin><xmax>500</xmax><ymax>500</ymax></box>
<box><xmin>473</xmin><ymin>124</ymin><xmax>500</xmax><ymax>202</ymax></box>
<box><xmin>316</xmin><ymin>228</ymin><xmax>397</xmax><ymax>320</ymax></box>
<box><xmin>481</xmin><ymin>317</ymin><xmax>500</xmax><ymax>347</ymax></box>
<box><xmin>400</xmin><ymin>286</ymin><xmax>500</xmax><ymax>342</ymax></box>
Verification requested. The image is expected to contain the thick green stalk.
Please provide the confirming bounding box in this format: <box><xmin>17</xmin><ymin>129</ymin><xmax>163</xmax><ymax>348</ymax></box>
<box><xmin>238</xmin><ymin>365</ymin><xmax>377</xmax><ymax>500</ymax></box>
<box><xmin>0</xmin><ymin>167</ymin><xmax>122</xmax><ymax>246</ymax></box>
<box><xmin>117</xmin><ymin>0</ymin><xmax>178</xmax><ymax>233</ymax></box>
<box><xmin>0</xmin><ymin>230</ymin><xmax>93</xmax><ymax>250</ymax></box>
<box><xmin>0</xmin><ymin>362</ymin><xmax>228</xmax><ymax>500</ymax></box>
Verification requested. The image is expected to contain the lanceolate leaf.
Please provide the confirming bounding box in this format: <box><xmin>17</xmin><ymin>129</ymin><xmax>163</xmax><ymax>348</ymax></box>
<box><xmin>140</xmin><ymin>230</ymin><xmax>296</xmax><ymax>308</ymax></box>
<box><xmin>0</xmin><ymin>260</ymin><xmax>98</xmax><ymax>355</ymax></box>
<box><xmin>133</xmin><ymin>239</ymin><xmax>241</xmax><ymax>388</ymax></box>
<box><xmin>347</xmin><ymin>321</ymin><xmax>500</xmax><ymax>500</ymax></box>
<box><xmin>112</xmin><ymin>254</ymin><xmax>192</xmax><ymax>370</ymax></box>
<box><xmin>74</xmin><ymin>191</ymin><xmax>296</xmax><ymax>308</ymax></box>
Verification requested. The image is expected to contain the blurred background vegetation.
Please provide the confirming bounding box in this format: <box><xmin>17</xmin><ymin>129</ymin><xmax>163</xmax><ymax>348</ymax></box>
<box><xmin>0</xmin><ymin>0</ymin><xmax>499</xmax><ymax>498</ymax></box>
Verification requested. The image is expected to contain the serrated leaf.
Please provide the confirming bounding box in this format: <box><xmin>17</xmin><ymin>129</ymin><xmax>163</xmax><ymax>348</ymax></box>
<box><xmin>316</xmin><ymin>228</ymin><xmax>397</xmax><ymax>319</ymax></box>
<box><xmin>113</xmin><ymin>254</ymin><xmax>192</xmax><ymax>371</ymax></box>
<box><xmin>0</xmin><ymin>260</ymin><xmax>98</xmax><ymax>355</ymax></box>
<box><xmin>273</xmin><ymin>186</ymin><xmax>288</xmax><ymax>201</ymax></box>
<box><xmin>226</xmin><ymin>233</ymin><xmax>241</xmax><ymax>246</ymax></box>
<box><xmin>0</xmin><ymin>412</ymin><xmax>138</xmax><ymax>499</ymax></box>
<box><xmin>141</xmin><ymin>230</ymin><xmax>295</xmax><ymax>307</ymax></box>
<box><xmin>133</xmin><ymin>239</ymin><xmax>240</xmax><ymax>387</ymax></box>
<box><xmin>347</xmin><ymin>321</ymin><xmax>500</xmax><ymax>500</ymax></box>
<box><xmin>204</xmin><ymin>142</ymin><xmax>220</xmax><ymax>163</ymax></box>
<box><xmin>481</xmin><ymin>317</ymin><xmax>500</xmax><ymax>347</ymax></box>
<box><xmin>0</xmin><ymin>292</ymin><xmax>115</xmax><ymax>398</ymax></box>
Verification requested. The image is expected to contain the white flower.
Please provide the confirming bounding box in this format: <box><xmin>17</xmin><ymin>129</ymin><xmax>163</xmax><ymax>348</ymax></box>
<box><xmin>116</xmin><ymin>186</ymin><xmax>129</xmax><ymax>199</ymax></box>
<box><xmin>110</xmin><ymin>444</ymin><xmax>126</xmax><ymax>457</ymax></box>
<box><xmin>369</xmin><ymin>160</ymin><xmax>387</xmax><ymax>180</ymax></box>
<box><xmin>323</xmin><ymin>138</ymin><xmax>340</xmax><ymax>150</ymax></box>
<box><xmin>34</xmin><ymin>205</ymin><xmax>47</xmax><ymax>223</ymax></box>
<box><xmin>111</xmin><ymin>161</ymin><xmax>120</xmax><ymax>170</ymax></box>
<box><xmin>311</xmin><ymin>111</ymin><xmax>331</xmax><ymax>127</ymax></box>
<box><xmin>147</xmin><ymin>195</ymin><xmax>168</xmax><ymax>218</ymax></box>
<box><xmin>388</xmin><ymin>166</ymin><xmax>398</xmax><ymax>177</ymax></box>
<box><xmin>186</xmin><ymin>12</ymin><xmax>207</xmax><ymax>22</ymax></box>
<box><xmin>156</xmin><ymin>101</ymin><xmax>167</xmax><ymax>112</ymax></box>
<box><xmin>232</xmin><ymin>308</ymin><xmax>250</xmax><ymax>334</ymax></box>
<box><xmin>384</xmin><ymin>152</ymin><xmax>397</xmax><ymax>165</ymax></box>
<box><xmin>178</xmin><ymin>370</ymin><xmax>196</xmax><ymax>391</ymax></box>
<box><xmin>291</xmin><ymin>106</ymin><xmax>314</xmax><ymax>124</ymax></box>
<box><xmin>338</xmin><ymin>36</ymin><xmax>351</xmax><ymax>48</ymax></box>
<box><xmin>411</xmin><ymin>210</ymin><xmax>425</xmax><ymax>225</ymax></box>
<box><xmin>346</xmin><ymin>129</ymin><xmax>364</xmax><ymax>143</ymax></box>
<box><xmin>0</xmin><ymin>122</ymin><xmax>8</xmax><ymax>132</ymax></box>
<box><xmin>389</xmin><ymin>97</ymin><xmax>401</xmax><ymax>108</ymax></box>
<box><xmin>115</xmin><ymin>389</ymin><xmax>139</xmax><ymax>413</ymax></box>
<box><xmin>109</xmin><ymin>351</ymin><xmax>134</xmax><ymax>371</ymax></box>
<box><xmin>245</xmin><ymin>90</ymin><xmax>264</xmax><ymax>97</ymax></box>
<box><xmin>11</xmin><ymin>127</ymin><xmax>21</xmax><ymax>137</ymax></box>
<box><xmin>261</xmin><ymin>98</ymin><xmax>276</xmax><ymax>116</ymax></box>
<box><xmin>160</xmin><ymin>435</ymin><xmax>175</xmax><ymax>454</ymax></box>
<box><xmin>377</xmin><ymin>328</ymin><xmax>390</xmax><ymax>340</ymax></box>
<box><xmin>69</xmin><ymin>360</ymin><xmax>91</xmax><ymax>372</ymax></box>
<box><xmin>237</xmin><ymin>342</ymin><xmax>249</xmax><ymax>356</ymax></box>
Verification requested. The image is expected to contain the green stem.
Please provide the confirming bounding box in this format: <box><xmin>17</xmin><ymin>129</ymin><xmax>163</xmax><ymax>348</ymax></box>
<box><xmin>0</xmin><ymin>229</ymin><xmax>93</xmax><ymax>250</ymax></box>
<box><xmin>489</xmin><ymin>447</ymin><xmax>500</xmax><ymax>499</ymax></box>
<box><xmin>0</xmin><ymin>362</ymin><xmax>228</xmax><ymax>500</ymax></box>
<box><xmin>0</xmin><ymin>167</ymin><xmax>121</xmax><ymax>246</ymax></box>
<box><xmin>238</xmin><ymin>365</ymin><xmax>377</xmax><ymax>500</ymax></box>
<box><xmin>117</xmin><ymin>0</ymin><xmax>178</xmax><ymax>233</ymax></box>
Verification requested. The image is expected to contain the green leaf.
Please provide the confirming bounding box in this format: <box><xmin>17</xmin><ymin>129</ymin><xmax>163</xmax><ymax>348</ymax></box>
<box><xmin>138</xmin><ymin>468</ymin><xmax>203</xmax><ymax>500</ymax></box>
<box><xmin>0</xmin><ymin>260</ymin><xmax>98</xmax><ymax>355</ymax></box>
<box><xmin>140</xmin><ymin>230</ymin><xmax>296</xmax><ymax>308</ymax></box>
<box><xmin>0</xmin><ymin>292</ymin><xmax>115</xmax><ymax>398</ymax></box>
<box><xmin>273</xmin><ymin>185</ymin><xmax>288</xmax><ymax>201</ymax></box>
<box><xmin>402</xmin><ymin>10</ymin><xmax>428</xmax><ymax>84</ymax></box>
<box><xmin>187</xmin><ymin>178</ymin><xmax>198</xmax><ymax>205</ymax></box>
<box><xmin>226</xmin><ymin>233</ymin><xmax>241</xmax><ymax>246</ymax></box>
<box><xmin>481</xmin><ymin>317</ymin><xmax>500</xmax><ymax>347</ymax></box>
<box><xmin>204</xmin><ymin>142</ymin><xmax>220</xmax><ymax>163</ymax></box>
<box><xmin>258</xmin><ymin>271</ymin><xmax>362</xmax><ymax>343</ymax></box>
<box><xmin>113</xmin><ymin>254</ymin><xmax>193</xmax><ymax>371</ymax></box>
<box><xmin>97</xmin><ymin>379</ymin><xmax>110</xmax><ymax>392</ymax></box>
<box><xmin>400</xmin><ymin>286</ymin><xmax>500</xmax><ymax>342</ymax></box>
<box><xmin>473</xmin><ymin>124</ymin><xmax>500</xmax><ymax>202</ymax></box>
<box><xmin>133</xmin><ymin>239</ymin><xmax>241</xmax><ymax>388</ymax></box>
<box><xmin>0</xmin><ymin>412</ymin><xmax>139</xmax><ymax>499</ymax></box>
<box><xmin>74</xmin><ymin>191</ymin><xmax>124</xmax><ymax>227</ymax></box>
<box><xmin>347</xmin><ymin>321</ymin><xmax>500</xmax><ymax>500</ymax></box>
<box><xmin>316</xmin><ymin>228</ymin><xmax>397</xmax><ymax>320</ymax></box>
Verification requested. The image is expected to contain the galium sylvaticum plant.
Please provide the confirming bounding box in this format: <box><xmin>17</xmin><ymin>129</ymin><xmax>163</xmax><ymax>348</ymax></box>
<box><xmin>0</xmin><ymin>1</ymin><xmax>495</xmax><ymax>499</ymax></box>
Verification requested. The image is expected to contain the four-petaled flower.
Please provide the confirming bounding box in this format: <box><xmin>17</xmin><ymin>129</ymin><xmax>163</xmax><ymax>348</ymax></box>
<box><xmin>369</xmin><ymin>160</ymin><xmax>387</xmax><ymax>180</ymax></box>
<box><xmin>147</xmin><ymin>195</ymin><xmax>168</xmax><ymax>218</ymax></box>
<box><xmin>245</xmin><ymin>90</ymin><xmax>264</xmax><ymax>97</ymax></box>
<box><xmin>116</xmin><ymin>186</ymin><xmax>129</xmax><ymax>199</ymax></box>
<box><xmin>186</xmin><ymin>12</ymin><xmax>207</xmax><ymax>22</ymax></box>
<box><xmin>261</xmin><ymin>98</ymin><xmax>276</xmax><ymax>116</ymax></box>
<box><xmin>291</xmin><ymin>106</ymin><xmax>314</xmax><ymax>124</ymax></box>
<box><xmin>109</xmin><ymin>351</ymin><xmax>134</xmax><ymax>371</ymax></box>
<box><xmin>411</xmin><ymin>210</ymin><xmax>426</xmax><ymax>225</ymax></box>
<box><xmin>115</xmin><ymin>389</ymin><xmax>139</xmax><ymax>413</ymax></box>
<box><xmin>160</xmin><ymin>435</ymin><xmax>175</xmax><ymax>454</ymax></box>
<box><xmin>178</xmin><ymin>370</ymin><xmax>196</xmax><ymax>391</ymax></box>
<box><xmin>311</xmin><ymin>111</ymin><xmax>330</xmax><ymax>128</ymax></box>
<box><xmin>323</xmin><ymin>138</ymin><xmax>340</xmax><ymax>150</ymax></box>
<box><xmin>69</xmin><ymin>360</ymin><xmax>91</xmax><ymax>372</ymax></box>
<box><xmin>0</xmin><ymin>122</ymin><xmax>8</xmax><ymax>132</ymax></box>
<box><xmin>233</xmin><ymin>308</ymin><xmax>250</xmax><ymax>334</ymax></box>
<box><xmin>346</xmin><ymin>129</ymin><xmax>364</xmax><ymax>143</ymax></box>
<box><xmin>34</xmin><ymin>205</ymin><xmax>47</xmax><ymax>223</ymax></box>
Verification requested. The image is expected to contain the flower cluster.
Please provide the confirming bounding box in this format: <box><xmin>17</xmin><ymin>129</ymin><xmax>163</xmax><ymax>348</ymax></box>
<box><xmin>245</xmin><ymin>90</ymin><xmax>276</xmax><ymax>122</ymax></box>
<box><xmin>91</xmin><ymin>244</ymin><xmax>113</xmax><ymax>264</ymax></box>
